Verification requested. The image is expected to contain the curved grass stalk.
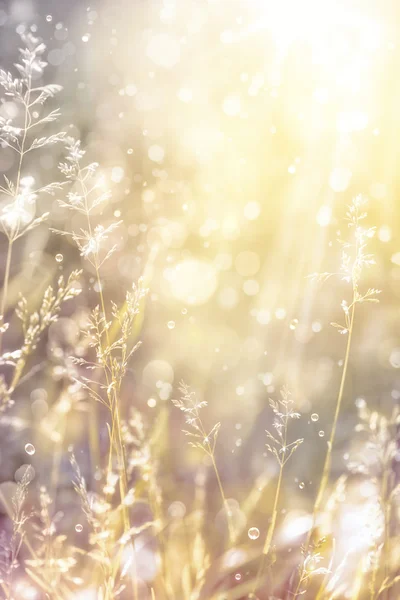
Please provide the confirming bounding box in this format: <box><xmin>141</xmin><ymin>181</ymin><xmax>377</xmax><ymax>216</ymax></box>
<box><xmin>210</xmin><ymin>451</ymin><xmax>235</xmax><ymax>545</ymax></box>
<box><xmin>293</xmin><ymin>196</ymin><xmax>380</xmax><ymax>598</ymax></box>
<box><xmin>0</xmin><ymin>34</ymin><xmax>65</xmax><ymax>353</ymax></box>
<box><xmin>306</xmin><ymin>198</ymin><xmax>378</xmax><ymax>546</ymax></box>
<box><xmin>0</xmin><ymin>61</ymin><xmax>31</xmax><ymax>354</ymax></box>
<box><xmin>172</xmin><ymin>382</ymin><xmax>235</xmax><ymax>545</ymax></box>
<box><xmin>57</xmin><ymin>140</ymin><xmax>147</xmax><ymax>599</ymax></box>
<box><xmin>77</xmin><ymin>167</ymin><xmax>129</xmax><ymax>512</ymax></box>
<box><xmin>304</xmin><ymin>302</ymin><xmax>356</xmax><ymax>554</ymax></box>
<box><xmin>252</xmin><ymin>464</ymin><xmax>283</xmax><ymax>593</ymax></box>
<box><xmin>252</xmin><ymin>387</ymin><xmax>303</xmax><ymax>595</ymax></box>
<box><xmin>0</xmin><ymin>240</ymin><xmax>13</xmax><ymax>351</ymax></box>
<box><xmin>81</xmin><ymin>196</ymin><xmax>137</xmax><ymax>600</ymax></box>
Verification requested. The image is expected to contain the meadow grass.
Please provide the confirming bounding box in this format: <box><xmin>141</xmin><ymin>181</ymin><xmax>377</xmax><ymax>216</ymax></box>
<box><xmin>0</xmin><ymin>32</ymin><xmax>398</xmax><ymax>600</ymax></box>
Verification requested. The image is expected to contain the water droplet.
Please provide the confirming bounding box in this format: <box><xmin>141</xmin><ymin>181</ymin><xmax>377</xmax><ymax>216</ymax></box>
<box><xmin>181</xmin><ymin>308</ymin><xmax>187</xmax><ymax>315</ymax></box>
<box><xmin>127</xmin><ymin>148</ymin><xmax>133</xmax><ymax>155</ymax></box>
<box><xmin>234</xmin><ymin>573</ymin><xmax>241</xmax><ymax>581</ymax></box>
<box><xmin>46</xmin><ymin>15</ymin><xmax>52</xmax><ymax>22</ymax></box>
<box><xmin>25</xmin><ymin>443</ymin><xmax>35</xmax><ymax>456</ymax></box>
<box><xmin>311</xmin><ymin>413</ymin><xmax>319</xmax><ymax>422</ymax></box>
<box><xmin>318</xmin><ymin>430</ymin><xmax>325</xmax><ymax>437</ymax></box>
<box><xmin>248</xmin><ymin>527</ymin><xmax>260</xmax><ymax>540</ymax></box>
<box><xmin>299</xmin><ymin>482</ymin><xmax>305</xmax><ymax>489</ymax></box>
<box><xmin>167</xmin><ymin>321</ymin><xmax>175</xmax><ymax>330</ymax></box>
<box><xmin>289</xmin><ymin>318</ymin><xmax>298</xmax><ymax>330</ymax></box>
<box><xmin>55</xmin><ymin>253</ymin><xmax>63</xmax><ymax>263</ymax></box>
<box><xmin>75</xmin><ymin>523</ymin><xmax>83</xmax><ymax>533</ymax></box>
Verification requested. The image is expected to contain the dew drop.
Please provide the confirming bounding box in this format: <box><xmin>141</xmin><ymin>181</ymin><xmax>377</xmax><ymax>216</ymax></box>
<box><xmin>289</xmin><ymin>318</ymin><xmax>298</xmax><ymax>330</ymax></box>
<box><xmin>75</xmin><ymin>523</ymin><xmax>83</xmax><ymax>533</ymax></box>
<box><xmin>234</xmin><ymin>573</ymin><xmax>241</xmax><ymax>581</ymax></box>
<box><xmin>299</xmin><ymin>481</ymin><xmax>305</xmax><ymax>490</ymax></box>
<box><xmin>25</xmin><ymin>443</ymin><xmax>35</xmax><ymax>456</ymax></box>
<box><xmin>318</xmin><ymin>430</ymin><xmax>325</xmax><ymax>437</ymax></box>
<box><xmin>127</xmin><ymin>148</ymin><xmax>133</xmax><ymax>155</ymax></box>
<box><xmin>248</xmin><ymin>527</ymin><xmax>260</xmax><ymax>540</ymax></box>
<box><xmin>311</xmin><ymin>413</ymin><xmax>319</xmax><ymax>422</ymax></box>
<box><xmin>46</xmin><ymin>15</ymin><xmax>53</xmax><ymax>22</ymax></box>
<box><xmin>55</xmin><ymin>253</ymin><xmax>63</xmax><ymax>263</ymax></box>
<box><xmin>167</xmin><ymin>321</ymin><xmax>175</xmax><ymax>330</ymax></box>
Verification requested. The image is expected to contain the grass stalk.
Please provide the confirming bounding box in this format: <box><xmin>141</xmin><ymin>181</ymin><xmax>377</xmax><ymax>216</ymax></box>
<box><xmin>307</xmin><ymin>302</ymin><xmax>356</xmax><ymax>549</ymax></box>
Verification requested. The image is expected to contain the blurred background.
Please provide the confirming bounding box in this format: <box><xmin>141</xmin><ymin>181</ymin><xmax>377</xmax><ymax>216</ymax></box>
<box><xmin>1</xmin><ymin>0</ymin><xmax>400</xmax><ymax>591</ymax></box>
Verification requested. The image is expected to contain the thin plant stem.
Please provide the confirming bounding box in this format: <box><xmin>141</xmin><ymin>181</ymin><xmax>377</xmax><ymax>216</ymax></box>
<box><xmin>0</xmin><ymin>72</ymin><xmax>31</xmax><ymax>353</ymax></box>
<box><xmin>78</xmin><ymin>169</ymin><xmax>129</xmax><ymax>512</ymax></box>
<box><xmin>309</xmin><ymin>302</ymin><xmax>355</xmax><ymax>544</ymax></box>
<box><xmin>293</xmin><ymin>299</ymin><xmax>356</xmax><ymax>600</ymax></box>
<box><xmin>0</xmin><ymin>239</ymin><xmax>13</xmax><ymax>352</ymax></box>
<box><xmin>176</xmin><ymin>384</ymin><xmax>235</xmax><ymax>545</ymax></box>
<box><xmin>253</xmin><ymin>402</ymin><xmax>288</xmax><ymax>595</ymax></box>
<box><xmin>253</xmin><ymin>465</ymin><xmax>283</xmax><ymax>593</ymax></box>
<box><xmin>77</xmin><ymin>168</ymin><xmax>137</xmax><ymax>599</ymax></box>
<box><xmin>210</xmin><ymin>452</ymin><xmax>235</xmax><ymax>545</ymax></box>
<box><xmin>93</xmin><ymin>251</ymin><xmax>138</xmax><ymax>600</ymax></box>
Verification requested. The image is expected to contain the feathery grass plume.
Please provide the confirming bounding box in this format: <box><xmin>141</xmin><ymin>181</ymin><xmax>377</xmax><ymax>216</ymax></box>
<box><xmin>288</xmin><ymin>196</ymin><xmax>380</xmax><ymax>599</ymax></box>
<box><xmin>57</xmin><ymin>137</ymin><xmax>146</xmax><ymax>479</ymax></box>
<box><xmin>172</xmin><ymin>381</ymin><xmax>235</xmax><ymax>544</ymax></box>
<box><xmin>294</xmin><ymin>549</ymin><xmax>331</xmax><ymax>598</ymax></box>
<box><xmin>57</xmin><ymin>137</ymin><xmax>120</xmax><ymax>269</ymax></box>
<box><xmin>71</xmin><ymin>278</ymin><xmax>147</xmax><ymax>490</ymax></box>
<box><xmin>252</xmin><ymin>386</ymin><xmax>303</xmax><ymax>594</ymax></box>
<box><xmin>56</xmin><ymin>138</ymin><xmax>148</xmax><ymax>599</ymax></box>
<box><xmin>0</xmin><ymin>271</ymin><xmax>81</xmax><ymax>412</ymax></box>
<box><xmin>0</xmin><ymin>31</ymin><xmax>74</xmax><ymax>412</ymax></box>
<box><xmin>57</xmin><ymin>138</ymin><xmax>135</xmax><ymax>463</ymax></box>
<box><xmin>0</xmin><ymin>32</ymin><xmax>65</xmax><ymax>350</ymax></box>
<box><xmin>307</xmin><ymin>196</ymin><xmax>380</xmax><ymax>541</ymax></box>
